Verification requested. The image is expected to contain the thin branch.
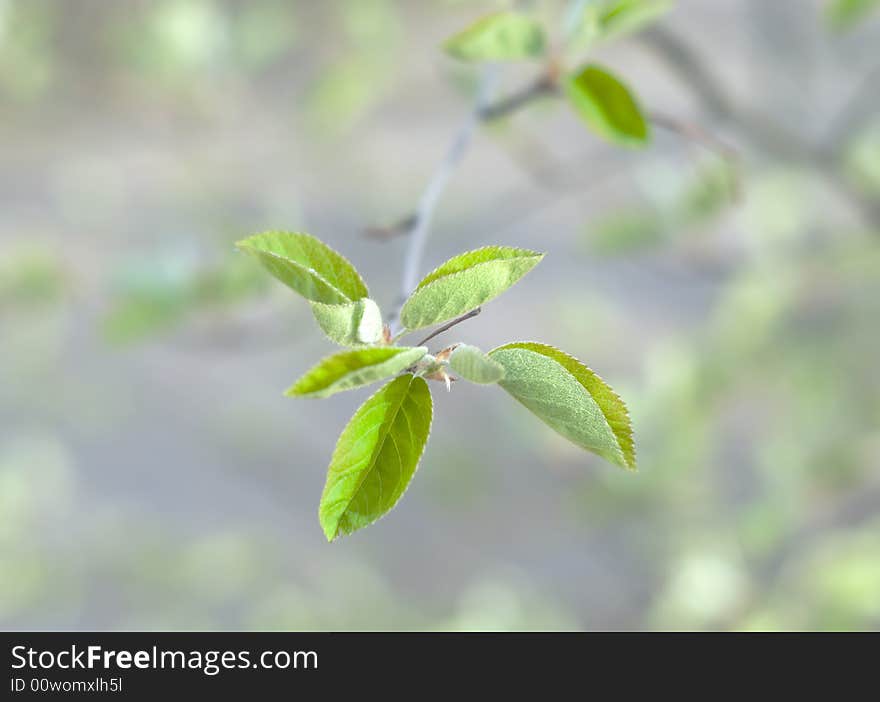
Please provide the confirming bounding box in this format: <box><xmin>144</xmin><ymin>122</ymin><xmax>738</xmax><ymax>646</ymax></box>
<box><xmin>478</xmin><ymin>76</ymin><xmax>559</xmax><ymax>121</ymax></box>
<box><xmin>368</xmin><ymin>74</ymin><xmax>555</xmax><ymax>244</ymax></box>
<box><xmin>416</xmin><ymin>307</ymin><xmax>482</xmax><ymax>347</ymax></box>
<box><xmin>364</xmin><ymin>213</ymin><xmax>417</xmax><ymax>242</ymax></box>
<box><xmin>388</xmin><ymin>66</ymin><xmax>500</xmax><ymax>332</ymax></box>
<box><xmin>640</xmin><ymin>26</ymin><xmax>880</xmax><ymax>228</ymax></box>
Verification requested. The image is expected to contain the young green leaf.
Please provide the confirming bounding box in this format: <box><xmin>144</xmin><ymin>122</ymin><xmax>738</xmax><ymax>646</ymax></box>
<box><xmin>287</xmin><ymin>346</ymin><xmax>427</xmax><ymax>399</ymax></box>
<box><xmin>825</xmin><ymin>0</ymin><xmax>880</xmax><ymax>30</ymax></box>
<box><xmin>310</xmin><ymin>298</ymin><xmax>383</xmax><ymax>346</ymax></box>
<box><xmin>449</xmin><ymin>344</ymin><xmax>505</xmax><ymax>384</ymax></box>
<box><xmin>400</xmin><ymin>246</ymin><xmax>543</xmax><ymax>331</ymax></box>
<box><xmin>568</xmin><ymin>0</ymin><xmax>673</xmax><ymax>50</ymax></box>
<box><xmin>564</xmin><ymin>64</ymin><xmax>650</xmax><ymax>147</ymax></box>
<box><xmin>598</xmin><ymin>0</ymin><xmax>673</xmax><ymax>40</ymax></box>
<box><xmin>319</xmin><ymin>374</ymin><xmax>433</xmax><ymax>541</ymax></box>
<box><xmin>236</xmin><ymin>231</ymin><xmax>368</xmax><ymax>305</ymax></box>
<box><xmin>489</xmin><ymin>342</ymin><xmax>636</xmax><ymax>470</ymax></box>
<box><xmin>443</xmin><ymin>11</ymin><xmax>546</xmax><ymax>61</ymax></box>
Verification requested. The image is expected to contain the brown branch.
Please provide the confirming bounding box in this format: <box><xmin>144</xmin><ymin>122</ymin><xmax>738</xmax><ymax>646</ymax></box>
<box><xmin>364</xmin><ymin>214</ymin><xmax>417</xmax><ymax>242</ymax></box>
<box><xmin>478</xmin><ymin>75</ymin><xmax>560</xmax><ymax>121</ymax></box>
<box><xmin>416</xmin><ymin>307</ymin><xmax>482</xmax><ymax>347</ymax></box>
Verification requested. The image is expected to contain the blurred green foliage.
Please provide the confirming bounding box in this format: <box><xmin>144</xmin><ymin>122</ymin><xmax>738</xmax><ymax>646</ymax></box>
<box><xmin>1</xmin><ymin>0</ymin><xmax>878</xmax><ymax>632</ymax></box>
<box><xmin>103</xmin><ymin>252</ymin><xmax>268</xmax><ymax>344</ymax></box>
<box><xmin>586</xmin><ymin>160</ymin><xmax>736</xmax><ymax>253</ymax></box>
<box><xmin>825</xmin><ymin>0</ymin><xmax>880</xmax><ymax>31</ymax></box>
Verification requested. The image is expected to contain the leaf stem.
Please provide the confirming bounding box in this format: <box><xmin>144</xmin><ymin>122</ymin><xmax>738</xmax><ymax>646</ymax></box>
<box><xmin>416</xmin><ymin>307</ymin><xmax>482</xmax><ymax>347</ymax></box>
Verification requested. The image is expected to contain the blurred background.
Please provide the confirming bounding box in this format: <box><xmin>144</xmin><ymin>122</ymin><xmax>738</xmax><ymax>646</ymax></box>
<box><xmin>1</xmin><ymin>0</ymin><xmax>878</xmax><ymax>631</ymax></box>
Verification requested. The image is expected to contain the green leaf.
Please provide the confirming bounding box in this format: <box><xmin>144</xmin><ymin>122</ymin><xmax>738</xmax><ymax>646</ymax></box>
<box><xmin>236</xmin><ymin>231</ymin><xmax>368</xmax><ymax>304</ymax></box>
<box><xmin>564</xmin><ymin>64</ymin><xmax>650</xmax><ymax>147</ymax></box>
<box><xmin>489</xmin><ymin>342</ymin><xmax>636</xmax><ymax>469</ymax></box>
<box><xmin>287</xmin><ymin>346</ymin><xmax>427</xmax><ymax>399</ymax></box>
<box><xmin>449</xmin><ymin>344</ymin><xmax>505</xmax><ymax>384</ymax></box>
<box><xmin>825</xmin><ymin>0</ymin><xmax>880</xmax><ymax>30</ymax></box>
<box><xmin>568</xmin><ymin>0</ymin><xmax>672</xmax><ymax>50</ymax></box>
<box><xmin>443</xmin><ymin>11</ymin><xmax>546</xmax><ymax>61</ymax></box>
<box><xmin>599</xmin><ymin>0</ymin><xmax>673</xmax><ymax>40</ymax></box>
<box><xmin>319</xmin><ymin>374</ymin><xmax>433</xmax><ymax>541</ymax></box>
<box><xmin>400</xmin><ymin>246</ymin><xmax>543</xmax><ymax>330</ymax></box>
<box><xmin>310</xmin><ymin>298</ymin><xmax>383</xmax><ymax>346</ymax></box>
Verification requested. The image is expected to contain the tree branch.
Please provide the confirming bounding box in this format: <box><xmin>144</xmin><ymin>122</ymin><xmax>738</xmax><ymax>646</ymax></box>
<box><xmin>640</xmin><ymin>26</ymin><xmax>880</xmax><ymax>227</ymax></box>
<box><xmin>478</xmin><ymin>75</ymin><xmax>559</xmax><ymax>121</ymax></box>
<box><xmin>416</xmin><ymin>307</ymin><xmax>482</xmax><ymax>346</ymax></box>
<box><xmin>387</xmin><ymin>66</ymin><xmax>500</xmax><ymax>332</ymax></box>
<box><xmin>369</xmin><ymin>73</ymin><xmax>556</xmax><ymax>245</ymax></box>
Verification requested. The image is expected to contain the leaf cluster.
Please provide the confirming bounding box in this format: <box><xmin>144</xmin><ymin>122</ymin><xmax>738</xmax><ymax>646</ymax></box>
<box><xmin>442</xmin><ymin>1</ymin><xmax>673</xmax><ymax>147</ymax></box>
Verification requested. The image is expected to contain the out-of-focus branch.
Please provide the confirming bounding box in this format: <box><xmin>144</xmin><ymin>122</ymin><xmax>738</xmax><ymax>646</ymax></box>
<box><xmin>387</xmin><ymin>66</ymin><xmax>500</xmax><ymax>331</ymax></box>
<box><xmin>640</xmin><ymin>26</ymin><xmax>880</xmax><ymax>227</ymax></box>
<box><xmin>372</xmin><ymin>61</ymin><xmax>740</xmax><ymax>247</ymax></box>
<box><xmin>369</xmin><ymin>73</ymin><xmax>558</xmax><ymax>245</ymax></box>
<box><xmin>478</xmin><ymin>75</ymin><xmax>560</xmax><ymax>121</ymax></box>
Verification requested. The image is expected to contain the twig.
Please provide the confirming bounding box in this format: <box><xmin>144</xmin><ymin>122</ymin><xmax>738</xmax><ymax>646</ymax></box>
<box><xmin>369</xmin><ymin>74</ymin><xmax>554</xmax><ymax>244</ymax></box>
<box><xmin>388</xmin><ymin>66</ymin><xmax>500</xmax><ymax>332</ymax></box>
<box><xmin>364</xmin><ymin>214</ymin><xmax>417</xmax><ymax>241</ymax></box>
<box><xmin>416</xmin><ymin>307</ymin><xmax>482</xmax><ymax>347</ymax></box>
<box><xmin>640</xmin><ymin>26</ymin><xmax>880</xmax><ymax>227</ymax></box>
<box><xmin>478</xmin><ymin>76</ymin><xmax>559</xmax><ymax>121</ymax></box>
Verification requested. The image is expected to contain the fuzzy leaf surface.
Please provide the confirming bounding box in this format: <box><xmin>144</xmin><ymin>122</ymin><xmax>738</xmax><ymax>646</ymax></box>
<box><xmin>319</xmin><ymin>375</ymin><xmax>433</xmax><ymax>540</ymax></box>
<box><xmin>287</xmin><ymin>346</ymin><xmax>427</xmax><ymax>399</ymax></box>
<box><xmin>489</xmin><ymin>342</ymin><xmax>636</xmax><ymax>469</ymax></box>
<box><xmin>400</xmin><ymin>246</ymin><xmax>543</xmax><ymax>330</ymax></box>
<box><xmin>449</xmin><ymin>344</ymin><xmax>505</xmax><ymax>384</ymax></box>
<box><xmin>311</xmin><ymin>298</ymin><xmax>383</xmax><ymax>346</ymax></box>
<box><xmin>236</xmin><ymin>231</ymin><xmax>368</xmax><ymax>304</ymax></box>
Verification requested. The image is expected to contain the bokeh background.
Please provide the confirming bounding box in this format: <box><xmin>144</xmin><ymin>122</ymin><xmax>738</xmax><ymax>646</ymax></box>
<box><xmin>1</xmin><ymin>0</ymin><xmax>878</xmax><ymax>631</ymax></box>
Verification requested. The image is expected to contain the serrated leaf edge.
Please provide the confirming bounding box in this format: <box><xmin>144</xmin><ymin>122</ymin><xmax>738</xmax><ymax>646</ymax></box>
<box><xmin>322</xmin><ymin>374</ymin><xmax>434</xmax><ymax>541</ymax></box>
<box><xmin>489</xmin><ymin>340</ymin><xmax>636</xmax><ymax>469</ymax></box>
<box><xmin>286</xmin><ymin>346</ymin><xmax>428</xmax><ymax>398</ymax></box>
<box><xmin>236</xmin><ymin>231</ymin><xmax>369</xmax><ymax>302</ymax></box>
<box><xmin>416</xmin><ymin>245</ymin><xmax>544</xmax><ymax>291</ymax></box>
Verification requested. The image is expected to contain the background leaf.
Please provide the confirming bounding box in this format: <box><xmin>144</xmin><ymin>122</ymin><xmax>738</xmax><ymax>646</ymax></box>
<box><xmin>598</xmin><ymin>0</ymin><xmax>673</xmax><ymax>40</ymax></box>
<box><xmin>400</xmin><ymin>246</ymin><xmax>543</xmax><ymax>330</ymax></box>
<box><xmin>489</xmin><ymin>342</ymin><xmax>636</xmax><ymax>469</ymax></box>
<box><xmin>287</xmin><ymin>346</ymin><xmax>427</xmax><ymax>398</ymax></box>
<box><xmin>319</xmin><ymin>374</ymin><xmax>433</xmax><ymax>541</ymax></box>
<box><xmin>564</xmin><ymin>64</ymin><xmax>650</xmax><ymax>147</ymax></box>
<box><xmin>310</xmin><ymin>298</ymin><xmax>383</xmax><ymax>346</ymax></box>
<box><xmin>443</xmin><ymin>11</ymin><xmax>546</xmax><ymax>61</ymax></box>
<box><xmin>449</xmin><ymin>344</ymin><xmax>505</xmax><ymax>384</ymax></box>
<box><xmin>236</xmin><ymin>231</ymin><xmax>368</xmax><ymax>304</ymax></box>
<box><xmin>825</xmin><ymin>0</ymin><xmax>880</xmax><ymax>30</ymax></box>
